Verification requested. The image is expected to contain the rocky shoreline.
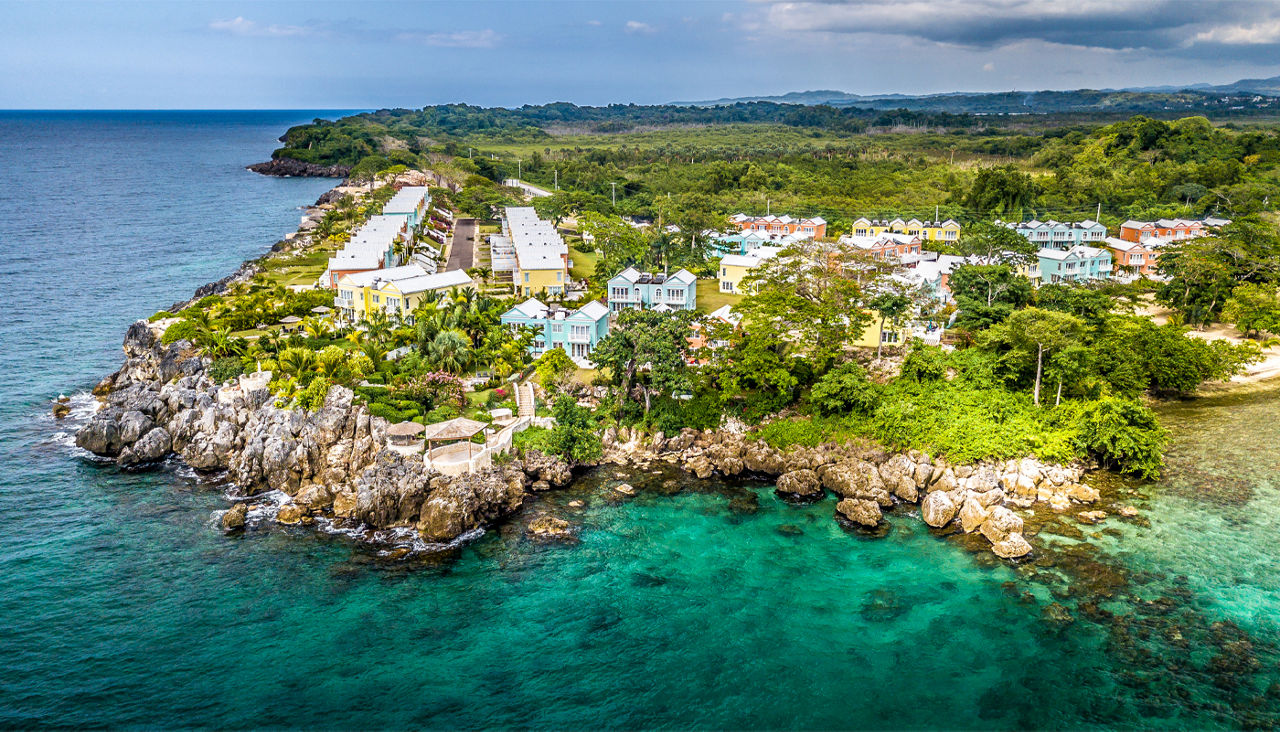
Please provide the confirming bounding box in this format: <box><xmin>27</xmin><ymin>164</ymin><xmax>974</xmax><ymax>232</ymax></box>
<box><xmin>247</xmin><ymin>158</ymin><xmax>351</xmax><ymax>178</ymax></box>
<box><xmin>74</xmin><ymin>316</ymin><xmax>1105</xmax><ymax>560</ymax></box>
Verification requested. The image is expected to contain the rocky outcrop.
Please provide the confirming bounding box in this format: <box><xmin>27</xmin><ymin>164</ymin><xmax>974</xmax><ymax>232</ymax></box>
<box><xmin>600</xmin><ymin>423</ymin><xmax>1092</xmax><ymax>561</ymax></box>
<box><xmin>528</xmin><ymin>515</ymin><xmax>574</xmax><ymax>541</ymax></box>
<box><xmin>75</xmin><ymin>320</ymin><xmax>570</xmax><ymax>548</ymax></box>
<box><xmin>247</xmin><ymin>158</ymin><xmax>351</xmax><ymax>178</ymax></box>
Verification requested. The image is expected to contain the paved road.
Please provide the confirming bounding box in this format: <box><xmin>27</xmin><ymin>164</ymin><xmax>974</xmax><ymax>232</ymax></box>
<box><xmin>447</xmin><ymin>218</ymin><xmax>476</xmax><ymax>271</ymax></box>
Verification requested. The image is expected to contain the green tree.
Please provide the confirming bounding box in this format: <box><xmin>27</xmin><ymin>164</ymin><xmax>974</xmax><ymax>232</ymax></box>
<box><xmin>983</xmin><ymin>308</ymin><xmax>1086</xmax><ymax>406</ymax></box>
<box><xmin>1222</xmin><ymin>282</ymin><xmax>1280</xmax><ymax>338</ymax></box>
<box><xmin>962</xmin><ymin>165</ymin><xmax>1038</xmax><ymax>214</ymax></box>
<box><xmin>957</xmin><ymin>221</ymin><xmax>1037</xmax><ymax>265</ymax></box>
<box><xmin>536</xmin><ymin>347</ymin><xmax>577</xmax><ymax>391</ymax></box>
<box><xmin>548</xmin><ymin>395</ymin><xmax>603</xmax><ymax>464</ymax></box>
<box><xmin>592</xmin><ymin>309</ymin><xmax>695</xmax><ymax>417</ymax></box>
<box><xmin>277</xmin><ymin>347</ymin><xmax>317</xmax><ymax>380</ymax></box>
<box><xmin>949</xmin><ymin>264</ymin><xmax>1034</xmax><ymax>329</ymax></box>
<box><xmin>809</xmin><ymin>362</ymin><xmax>880</xmax><ymax>416</ymax></box>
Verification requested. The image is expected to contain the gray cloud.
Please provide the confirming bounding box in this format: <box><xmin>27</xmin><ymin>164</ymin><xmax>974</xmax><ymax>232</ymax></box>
<box><xmin>758</xmin><ymin>0</ymin><xmax>1280</xmax><ymax>56</ymax></box>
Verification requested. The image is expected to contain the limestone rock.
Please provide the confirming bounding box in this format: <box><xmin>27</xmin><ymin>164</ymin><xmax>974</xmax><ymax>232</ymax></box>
<box><xmin>276</xmin><ymin>504</ymin><xmax>303</xmax><ymax>525</ymax></box>
<box><xmin>958</xmin><ymin>496</ymin><xmax>989</xmax><ymax>534</ymax></box>
<box><xmin>775</xmin><ymin>469</ymin><xmax>822</xmax><ymax>500</ymax></box>
<box><xmin>836</xmin><ymin>498</ymin><xmax>882</xmax><ymax>527</ymax></box>
<box><xmin>921</xmin><ymin>490</ymin><xmax>958</xmax><ymax>528</ymax></box>
<box><xmin>615</xmin><ymin>483</ymin><xmax>636</xmax><ymax>495</ymax></box>
<box><xmin>528</xmin><ymin>515</ymin><xmax>574</xmax><ymax>541</ymax></box>
<box><xmin>221</xmin><ymin>503</ymin><xmax>247</xmax><ymax>530</ymax></box>
<box><xmin>991</xmin><ymin>533</ymin><xmax>1032</xmax><ymax>559</ymax></box>
<box><xmin>1067</xmin><ymin>483</ymin><xmax>1100</xmax><ymax>503</ymax></box>
<box><xmin>979</xmin><ymin>506</ymin><xmax>1024</xmax><ymax>544</ymax></box>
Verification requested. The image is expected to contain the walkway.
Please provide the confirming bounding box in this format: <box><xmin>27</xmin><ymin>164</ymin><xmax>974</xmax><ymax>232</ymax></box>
<box><xmin>515</xmin><ymin>380</ymin><xmax>535</xmax><ymax>418</ymax></box>
<box><xmin>447</xmin><ymin>218</ymin><xmax>476</xmax><ymax>271</ymax></box>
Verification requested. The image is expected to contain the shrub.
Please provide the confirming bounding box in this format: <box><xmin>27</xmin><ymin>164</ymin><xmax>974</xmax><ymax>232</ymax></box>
<box><xmin>208</xmin><ymin>357</ymin><xmax>243</xmax><ymax>384</ymax></box>
<box><xmin>367</xmin><ymin>402</ymin><xmax>407</xmax><ymax>423</ymax></box>
<box><xmin>296</xmin><ymin>378</ymin><xmax>332</xmax><ymax>411</ymax></box>
<box><xmin>161</xmin><ymin>319</ymin><xmax>200</xmax><ymax>345</ymax></box>
<box><xmin>899</xmin><ymin>342</ymin><xmax>949</xmax><ymax>382</ymax></box>
<box><xmin>1073</xmin><ymin>396</ymin><xmax>1168</xmax><ymax>479</ymax></box>
<box><xmin>548</xmin><ymin>395</ymin><xmax>602</xmax><ymax>463</ymax></box>
<box><xmin>809</xmin><ymin>362</ymin><xmax>881</xmax><ymax>416</ymax></box>
<box><xmin>148</xmin><ymin>310</ymin><xmax>173</xmax><ymax>322</ymax></box>
<box><xmin>513</xmin><ymin>425</ymin><xmax>556</xmax><ymax>454</ymax></box>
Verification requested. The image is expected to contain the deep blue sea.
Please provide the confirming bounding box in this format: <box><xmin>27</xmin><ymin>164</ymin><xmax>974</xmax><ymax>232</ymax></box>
<box><xmin>3</xmin><ymin>111</ymin><xmax>1280</xmax><ymax>729</ymax></box>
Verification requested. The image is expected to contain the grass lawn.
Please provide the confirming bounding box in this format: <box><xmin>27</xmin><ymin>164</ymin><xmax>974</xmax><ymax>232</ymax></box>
<box><xmin>696</xmin><ymin>279</ymin><xmax>743</xmax><ymax>314</ymax></box>
<box><xmin>569</xmin><ymin>249</ymin><xmax>599</xmax><ymax>281</ymax></box>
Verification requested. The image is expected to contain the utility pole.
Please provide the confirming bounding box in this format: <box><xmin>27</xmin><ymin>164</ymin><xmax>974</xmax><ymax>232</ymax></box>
<box><xmin>766</xmin><ymin>198</ymin><xmax>771</xmax><ymax>216</ymax></box>
<box><xmin>517</xmin><ymin>158</ymin><xmax>521</xmax><ymax>180</ymax></box>
<box><xmin>935</xmin><ymin>205</ymin><xmax>939</xmax><ymax>221</ymax></box>
<box><xmin>610</xmin><ymin>182</ymin><xmax>617</xmax><ymax>207</ymax></box>
<box><xmin>1096</xmin><ymin>202</ymin><xmax>1101</xmax><ymax>221</ymax></box>
<box><xmin>468</xmin><ymin>147</ymin><xmax>473</xmax><ymax>159</ymax></box>
<box><xmin>554</xmin><ymin>169</ymin><xmax>558</xmax><ymax>190</ymax></box>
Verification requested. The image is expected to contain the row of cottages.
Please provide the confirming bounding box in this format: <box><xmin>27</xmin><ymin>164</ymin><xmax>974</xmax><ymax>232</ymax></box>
<box><xmin>837</xmin><ymin>232</ymin><xmax>924</xmax><ymax>260</ymax></box>
<box><xmin>605</xmin><ymin>268</ymin><xmax>698</xmax><ymax>313</ymax></box>
<box><xmin>1003</xmin><ymin>219</ymin><xmax>1107</xmax><ymax>250</ymax></box>
<box><xmin>335</xmin><ymin>265</ymin><xmax>473</xmax><ymax>323</ymax></box>
<box><xmin>499</xmin><ymin>299</ymin><xmax>611</xmax><ymax>367</ymax></box>
<box><xmin>719</xmin><ymin>246</ymin><xmax>783</xmax><ymax>294</ymax></box>
<box><xmin>711</xmin><ymin>229</ymin><xmax>811</xmax><ymax>256</ymax></box>
<box><xmin>1037</xmin><ymin>245</ymin><xmax>1112</xmax><ymax>284</ymax></box>
<box><xmin>1118</xmin><ymin>218</ymin><xmax>1223</xmax><ymax>243</ymax></box>
<box><xmin>492</xmin><ymin>206</ymin><xmax>570</xmax><ymax>297</ymax></box>
<box><xmin>850</xmin><ymin>218</ymin><xmax>961</xmax><ymax>244</ymax></box>
<box><xmin>730</xmin><ymin>213</ymin><xmax>827</xmax><ymax>239</ymax></box>
<box><xmin>322</xmin><ymin>186</ymin><xmax>433</xmax><ymax>289</ymax></box>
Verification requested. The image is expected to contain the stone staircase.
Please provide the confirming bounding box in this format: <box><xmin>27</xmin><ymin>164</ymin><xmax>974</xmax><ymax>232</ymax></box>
<box><xmin>516</xmin><ymin>381</ymin><xmax>535</xmax><ymax>418</ymax></box>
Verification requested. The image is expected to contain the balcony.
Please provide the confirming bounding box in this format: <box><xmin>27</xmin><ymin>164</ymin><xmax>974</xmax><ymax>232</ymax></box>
<box><xmin>335</xmin><ymin>297</ymin><xmax>355</xmax><ymax>309</ymax></box>
<box><xmin>568</xmin><ymin>328</ymin><xmax>592</xmax><ymax>343</ymax></box>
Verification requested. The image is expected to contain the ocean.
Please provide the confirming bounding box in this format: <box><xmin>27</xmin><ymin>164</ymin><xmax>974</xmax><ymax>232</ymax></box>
<box><xmin>2</xmin><ymin>111</ymin><xmax>1279</xmax><ymax>729</ymax></box>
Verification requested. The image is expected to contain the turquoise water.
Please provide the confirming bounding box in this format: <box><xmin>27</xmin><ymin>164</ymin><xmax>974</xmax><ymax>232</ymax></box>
<box><xmin>4</xmin><ymin>112</ymin><xmax>1280</xmax><ymax>729</ymax></box>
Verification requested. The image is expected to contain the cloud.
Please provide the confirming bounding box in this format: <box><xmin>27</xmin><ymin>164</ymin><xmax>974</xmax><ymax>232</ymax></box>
<box><xmin>586</xmin><ymin>19</ymin><xmax>603</xmax><ymax>26</ymax></box>
<box><xmin>982</xmin><ymin>62</ymin><xmax>996</xmax><ymax>71</ymax></box>
<box><xmin>1194</xmin><ymin>18</ymin><xmax>1280</xmax><ymax>45</ymax></box>
<box><xmin>208</xmin><ymin>16</ymin><xmax>316</xmax><ymax>38</ymax></box>
<box><xmin>757</xmin><ymin>0</ymin><xmax>1280</xmax><ymax>55</ymax></box>
<box><xmin>625</xmin><ymin>20</ymin><xmax>656</xmax><ymax>34</ymax></box>
<box><xmin>395</xmin><ymin>29</ymin><xmax>501</xmax><ymax>48</ymax></box>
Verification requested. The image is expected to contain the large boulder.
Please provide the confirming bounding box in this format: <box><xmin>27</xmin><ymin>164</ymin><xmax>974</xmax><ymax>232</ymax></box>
<box><xmin>743</xmin><ymin>444</ymin><xmax>786</xmax><ymax>475</ymax></box>
<box><xmin>921</xmin><ymin>490</ymin><xmax>958</xmax><ymax>528</ymax></box>
<box><xmin>1067</xmin><ymin>483</ymin><xmax>1100</xmax><ymax>503</ymax></box>
<box><xmin>521</xmin><ymin>450</ymin><xmax>573</xmax><ymax>487</ymax></box>
<box><xmin>991</xmin><ymin>533</ymin><xmax>1032</xmax><ymax>559</ymax></box>
<box><xmin>221</xmin><ymin>503</ymin><xmax>247</xmax><ymax>530</ymax></box>
<box><xmin>117</xmin><ymin>426</ymin><xmax>172</xmax><ymax>466</ymax></box>
<box><xmin>958</xmin><ymin>496</ymin><xmax>989</xmax><ymax>534</ymax></box>
<box><xmin>775</xmin><ymin>469</ymin><xmax>822</xmax><ymax>500</ymax></box>
<box><xmin>823</xmin><ymin>460</ymin><xmax>892</xmax><ymax>506</ymax></box>
<box><xmin>879</xmin><ymin>454</ymin><xmax>920</xmax><ymax>502</ymax></box>
<box><xmin>528</xmin><ymin>515</ymin><xmax>574</xmax><ymax>541</ymax></box>
<box><xmin>979</xmin><ymin>506</ymin><xmax>1024</xmax><ymax>545</ymax></box>
<box><xmin>836</xmin><ymin>498</ymin><xmax>882</xmax><ymax>527</ymax></box>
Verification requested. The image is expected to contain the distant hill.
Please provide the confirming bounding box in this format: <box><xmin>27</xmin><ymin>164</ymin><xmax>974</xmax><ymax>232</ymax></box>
<box><xmin>672</xmin><ymin>75</ymin><xmax>1280</xmax><ymax>114</ymax></box>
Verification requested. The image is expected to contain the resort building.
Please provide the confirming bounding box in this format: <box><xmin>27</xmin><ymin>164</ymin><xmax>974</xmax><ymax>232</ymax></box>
<box><xmin>1117</xmin><ymin>218</ymin><xmax>1223</xmax><ymax>243</ymax></box>
<box><xmin>335</xmin><ymin>266</ymin><xmax>473</xmax><ymax>323</ymax></box>
<box><xmin>498</xmin><ymin>206</ymin><xmax>570</xmax><ymax>297</ymax></box>
<box><xmin>322</xmin><ymin>215</ymin><xmax>412</xmax><ymax>288</ymax></box>
<box><xmin>1036</xmin><ymin>245</ymin><xmax>1112</xmax><ymax>284</ymax></box>
<box><xmin>837</xmin><ymin>232</ymin><xmax>924</xmax><ymax>260</ymax></box>
<box><xmin>1002</xmin><ymin>219</ymin><xmax>1107</xmax><ymax>251</ymax></box>
<box><xmin>850</xmin><ymin>217</ymin><xmax>961</xmax><ymax>244</ymax></box>
<box><xmin>730</xmin><ymin>213</ymin><xmax>827</xmax><ymax>240</ymax></box>
<box><xmin>380</xmin><ymin>186</ymin><xmax>431</xmax><ymax>231</ymax></box>
<box><xmin>500</xmin><ymin>298</ymin><xmax>611</xmax><ymax>367</ymax></box>
<box><xmin>1104</xmin><ymin>236</ymin><xmax>1167</xmax><ymax>281</ymax></box>
<box><xmin>718</xmin><ymin>246</ymin><xmax>783</xmax><ymax>294</ymax></box>
<box><xmin>711</xmin><ymin>230</ymin><xmax>811</xmax><ymax>256</ymax></box>
<box><xmin>606</xmin><ymin>268</ymin><xmax>698</xmax><ymax>313</ymax></box>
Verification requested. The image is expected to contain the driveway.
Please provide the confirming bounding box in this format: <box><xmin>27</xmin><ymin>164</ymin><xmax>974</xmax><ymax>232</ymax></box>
<box><xmin>447</xmin><ymin>218</ymin><xmax>476</xmax><ymax>271</ymax></box>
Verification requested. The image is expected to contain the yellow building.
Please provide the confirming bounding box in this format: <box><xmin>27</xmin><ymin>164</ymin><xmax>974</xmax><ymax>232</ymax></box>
<box><xmin>515</xmin><ymin>248</ymin><xmax>569</xmax><ymax>297</ymax></box>
<box><xmin>336</xmin><ymin>265</ymin><xmax>473</xmax><ymax>323</ymax></box>
<box><xmin>851</xmin><ymin>310</ymin><xmax>908</xmax><ymax>349</ymax></box>
<box><xmin>718</xmin><ymin>247</ymin><xmax>782</xmax><ymax>295</ymax></box>
<box><xmin>851</xmin><ymin>217</ymin><xmax>960</xmax><ymax>244</ymax></box>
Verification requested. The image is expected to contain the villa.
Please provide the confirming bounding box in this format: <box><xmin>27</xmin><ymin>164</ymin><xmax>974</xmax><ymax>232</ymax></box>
<box><xmin>322</xmin><ymin>214</ymin><xmax>415</xmax><ymax>288</ymax></box>
<box><xmin>606</xmin><ymin>268</ymin><xmax>697</xmax><ymax>313</ymax></box>
<box><xmin>335</xmin><ymin>266</ymin><xmax>473</xmax><ymax>323</ymax></box>
<box><xmin>496</xmin><ymin>207</ymin><xmax>570</xmax><ymax>297</ymax></box>
<box><xmin>838</xmin><ymin>232</ymin><xmax>924</xmax><ymax>260</ymax></box>
<box><xmin>719</xmin><ymin>246</ymin><xmax>783</xmax><ymax>294</ymax></box>
<box><xmin>1118</xmin><ymin>218</ymin><xmax>1225</xmax><ymax>243</ymax></box>
<box><xmin>850</xmin><ymin>217</ymin><xmax>961</xmax><ymax>244</ymax></box>
<box><xmin>1037</xmin><ymin>245</ymin><xmax>1112</xmax><ymax>284</ymax></box>
<box><xmin>730</xmin><ymin>213</ymin><xmax>827</xmax><ymax>239</ymax></box>
<box><xmin>500</xmin><ymin>298</ymin><xmax>611</xmax><ymax>366</ymax></box>
<box><xmin>1003</xmin><ymin>219</ymin><xmax>1107</xmax><ymax>250</ymax></box>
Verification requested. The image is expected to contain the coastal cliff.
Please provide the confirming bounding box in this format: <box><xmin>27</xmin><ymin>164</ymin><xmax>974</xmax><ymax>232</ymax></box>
<box><xmin>76</xmin><ymin>321</ymin><xmax>571</xmax><ymax>545</ymax></box>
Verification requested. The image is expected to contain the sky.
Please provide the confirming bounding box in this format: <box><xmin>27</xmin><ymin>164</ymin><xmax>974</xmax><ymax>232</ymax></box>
<box><xmin>3</xmin><ymin>0</ymin><xmax>1280</xmax><ymax>109</ymax></box>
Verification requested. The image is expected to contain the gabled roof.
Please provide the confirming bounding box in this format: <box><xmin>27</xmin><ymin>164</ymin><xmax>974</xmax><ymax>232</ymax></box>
<box><xmin>611</xmin><ymin>266</ymin><xmax>642</xmax><ymax>283</ymax></box>
<box><xmin>706</xmin><ymin>304</ymin><xmax>741</xmax><ymax>324</ymax></box>
<box><xmin>574</xmin><ymin>300</ymin><xmax>609</xmax><ymax>321</ymax></box>
<box><xmin>666</xmin><ymin>269</ymin><xmax>696</xmax><ymax>285</ymax></box>
<box><xmin>502</xmin><ymin>298</ymin><xmax>548</xmax><ymax>320</ymax></box>
<box><xmin>392</xmin><ymin>269</ymin><xmax>474</xmax><ymax>295</ymax></box>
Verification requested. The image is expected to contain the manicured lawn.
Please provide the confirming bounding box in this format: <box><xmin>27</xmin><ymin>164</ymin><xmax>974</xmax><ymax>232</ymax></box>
<box><xmin>569</xmin><ymin>249</ymin><xmax>599</xmax><ymax>281</ymax></box>
<box><xmin>696</xmin><ymin>279</ymin><xmax>743</xmax><ymax>314</ymax></box>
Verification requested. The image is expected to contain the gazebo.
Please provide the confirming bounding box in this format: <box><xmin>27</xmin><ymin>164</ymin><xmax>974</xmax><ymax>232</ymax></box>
<box><xmin>310</xmin><ymin>305</ymin><xmax>332</xmax><ymax>315</ymax></box>
<box><xmin>420</xmin><ymin>417</ymin><xmax>488</xmax><ymax>460</ymax></box>
<box><xmin>387</xmin><ymin>421</ymin><xmax>425</xmax><ymax>447</ymax></box>
<box><xmin>278</xmin><ymin>315</ymin><xmax>302</xmax><ymax>332</ymax></box>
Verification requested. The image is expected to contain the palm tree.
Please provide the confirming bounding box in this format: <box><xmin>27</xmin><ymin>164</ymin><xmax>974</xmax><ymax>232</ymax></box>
<box><xmin>277</xmin><ymin>347</ymin><xmax>317</xmax><ymax>379</ymax></box>
<box><xmin>427</xmin><ymin>329</ymin><xmax>473</xmax><ymax>374</ymax></box>
<box><xmin>363</xmin><ymin>309</ymin><xmax>393</xmax><ymax>344</ymax></box>
<box><xmin>359</xmin><ymin>341</ymin><xmax>387</xmax><ymax>372</ymax></box>
<box><xmin>197</xmin><ymin>327</ymin><xmax>245</xmax><ymax>359</ymax></box>
<box><xmin>302</xmin><ymin>317</ymin><xmax>331</xmax><ymax>339</ymax></box>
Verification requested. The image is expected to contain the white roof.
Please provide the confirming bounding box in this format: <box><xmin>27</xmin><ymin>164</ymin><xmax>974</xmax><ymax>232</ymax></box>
<box><xmin>666</xmin><ymin>269</ymin><xmax>696</xmax><ymax>284</ymax></box>
<box><xmin>392</xmin><ymin>269</ymin><xmax>474</xmax><ymax>295</ymax></box>
<box><xmin>1104</xmin><ymin>236</ymin><xmax>1144</xmax><ymax>252</ymax></box>
<box><xmin>1038</xmin><ymin>245</ymin><xmax>1108</xmax><ymax>261</ymax></box>
<box><xmin>612</xmin><ymin>266</ymin><xmax>642</xmax><ymax>283</ymax></box>
<box><xmin>382</xmin><ymin>186</ymin><xmax>429</xmax><ymax>215</ymax></box>
<box><xmin>573</xmin><ymin>300</ymin><xmax>609</xmax><ymax>321</ymax></box>
<box><xmin>706</xmin><ymin>304</ymin><xmax>741</xmax><ymax>324</ymax></box>
<box><xmin>338</xmin><ymin>264</ymin><xmax>428</xmax><ymax>288</ymax></box>
<box><xmin>504</xmin><ymin>298</ymin><xmax>548</xmax><ymax>319</ymax></box>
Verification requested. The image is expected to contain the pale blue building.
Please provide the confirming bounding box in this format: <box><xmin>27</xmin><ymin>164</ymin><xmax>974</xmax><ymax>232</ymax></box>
<box><xmin>500</xmin><ymin>298</ymin><xmax>611</xmax><ymax>367</ymax></box>
<box><xmin>606</xmin><ymin>267</ymin><xmax>698</xmax><ymax>313</ymax></box>
<box><xmin>1037</xmin><ymin>245</ymin><xmax>1112</xmax><ymax>284</ymax></box>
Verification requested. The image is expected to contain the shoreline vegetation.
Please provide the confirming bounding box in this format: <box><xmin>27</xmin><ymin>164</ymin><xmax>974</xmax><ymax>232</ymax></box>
<box><xmin>72</xmin><ymin>102</ymin><xmax>1280</xmax><ymax>565</ymax></box>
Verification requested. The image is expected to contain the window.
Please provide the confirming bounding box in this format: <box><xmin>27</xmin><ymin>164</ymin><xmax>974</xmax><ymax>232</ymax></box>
<box><xmin>557</xmin><ymin>272</ymin><xmax>563</xmax><ymax>282</ymax></box>
<box><xmin>524</xmin><ymin>273</ymin><xmax>530</xmax><ymax>282</ymax></box>
<box><xmin>372</xmin><ymin>294</ymin><xmax>380</xmax><ymax>303</ymax></box>
<box><xmin>571</xmin><ymin>325</ymin><xmax>589</xmax><ymax>340</ymax></box>
<box><xmin>339</xmin><ymin>289</ymin><xmax>352</xmax><ymax>300</ymax></box>
<box><xmin>881</xmin><ymin>330</ymin><xmax>899</xmax><ymax>344</ymax></box>
<box><xmin>551</xmin><ymin>324</ymin><xmax>563</xmax><ymax>333</ymax></box>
